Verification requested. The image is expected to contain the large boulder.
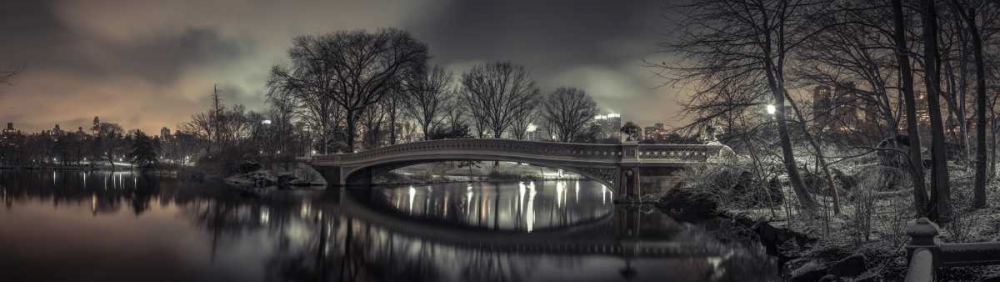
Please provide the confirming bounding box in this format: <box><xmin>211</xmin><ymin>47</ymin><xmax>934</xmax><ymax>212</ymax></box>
<box><xmin>828</xmin><ymin>254</ymin><xmax>866</xmax><ymax>277</ymax></box>
<box><xmin>789</xmin><ymin>261</ymin><xmax>829</xmax><ymax>282</ymax></box>
<box><xmin>658</xmin><ymin>188</ymin><xmax>718</xmax><ymax>223</ymax></box>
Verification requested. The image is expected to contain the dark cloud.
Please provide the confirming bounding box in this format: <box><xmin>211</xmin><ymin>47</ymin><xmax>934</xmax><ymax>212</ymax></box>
<box><xmin>409</xmin><ymin>0</ymin><xmax>683</xmax><ymax>123</ymax></box>
<box><xmin>0</xmin><ymin>0</ymin><xmax>250</xmax><ymax>85</ymax></box>
<box><xmin>412</xmin><ymin>0</ymin><xmax>667</xmax><ymax>69</ymax></box>
<box><xmin>0</xmin><ymin>0</ymin><xmax>684</xmax><ymax>133</ymax></box>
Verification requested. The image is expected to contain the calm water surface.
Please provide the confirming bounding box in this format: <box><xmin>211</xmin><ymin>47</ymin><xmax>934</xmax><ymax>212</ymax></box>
<box><xmin>0</xmin><ymin>171</ymin><xmax>778</xmax><ymax>282</ymax></box>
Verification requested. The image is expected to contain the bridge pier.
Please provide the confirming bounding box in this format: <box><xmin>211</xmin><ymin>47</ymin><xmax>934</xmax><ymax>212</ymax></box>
<box><xmin>617</xmin><ymin>166</ymin><xmax>641</xmax><ymax>202</ymax></box>
<box><xmin>313</xmin><ymin>165</ymin><xmax>343</xmax><ymax>186</ymax></box>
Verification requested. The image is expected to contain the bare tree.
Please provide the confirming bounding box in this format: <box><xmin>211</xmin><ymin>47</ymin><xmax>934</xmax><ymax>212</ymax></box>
<box><xmin>360</xmin><ymin>102</ymin><xmax>387</xmax><ymax>149</ymax></box>
<box><xmin>892</xmin><ymin>0</ymin><xmax>930</xmax><ymax>217</ymax></box>
<box><xmin>509</xmin><ymin>101</ymin><xmax>538</xmax><ymax>140</ymax></box>
<box><xmin>441</xmin><ymin>96</ymin><xmax>470</xmax><ymax>137</ymax></box>
<box><xmin>0</xmin><ymin>66</ymin><xmax>21</xmax><ymax>88</ymax></box>
<box><xmin>948</xmin><ymin>0</ymin><xmax>993</xmax><ymax>208</ymax></box>
<box><xmin>793</xmin><ymin>1</ymin><xmax>902</xmax><ymax>140</ymax></box>
<box><xmin>182</xmin><ymin>112</ymin><xmax>215</xmax><ymax>155</ymax></box>
<box><xmin>269</xmin><ymin>29</ymin><xmax>428</xmax><ymax>152</ymax></box>
<box><xmin>460</xmin><ymin>62</ymin><xmax>541</xmax><ymax>139</ymax></box>
<box><xmin>268</xmin><ymin>64</ymin><xmax>343</xmax><ymax>154</ymax></box>
<box><xmin>921</xmin><ymin>0</ymin><xmax>953</xmax><ymax>222</ymax></box>
<box><xmin>404</xmin><ymin>66</ymin><xmax>453</xmax><ymax>140</ymax></box>
<box><xmin>541</xmin><ymin>87</ymin><xmax>599</xmax><ymax>142</ymax></box>
<box><xmin>383</xmin><ymin>85</ymin><xmax>405</xmax><ymax>145</ymax></box>
<box><xmin>663</xmin><ymin>0</ymin><xmax>831</xmax><ymax>212</ymax></box>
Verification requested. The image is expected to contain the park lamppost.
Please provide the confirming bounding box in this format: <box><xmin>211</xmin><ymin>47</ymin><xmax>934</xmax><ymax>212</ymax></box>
<box><xmin>765</xmin><ymin>104</ymin><xmax>777</xmax><ymax>116</ymax></box>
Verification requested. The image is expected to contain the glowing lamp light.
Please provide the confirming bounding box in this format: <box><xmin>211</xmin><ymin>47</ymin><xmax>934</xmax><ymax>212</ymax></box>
<box><xmin>261</xmin><ymin>119</ymin><xmax>272</xmax><ymax>125</ymax></box>
<box><xmin>526</xmin><ymin>123</ymin><xmax>537</xmax><ymax>133</ymax></box>
<box><xmin>765</xmin><ymin>104</ymin><xmax>777</xmax><ymax>115</ymax></box>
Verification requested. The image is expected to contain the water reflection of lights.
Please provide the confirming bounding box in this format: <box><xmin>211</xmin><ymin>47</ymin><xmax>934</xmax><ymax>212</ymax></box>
<box><xmin>575</xmin><ymin>181</ymin><xmax>580</xmax><ymax>203</ymax></box>
<box><xmin>260</xmin><ymin>208</ymin><xmax>270</xmax><ymax>224</ymax></box>
<box><xmin>602</xmin><ymin>185</ymin><xmax>608</xmax><ymax>205</ymax></box>
<box><xmin>300</xmin><ymin>202</ymin><xmax>311</xmax><ymax>217</ymax></box>
<box><xmin>517</xmin><ymin>182</ymin><xmax>526</xmax><ymax>219</ymax></box>
<box><xmin>555</xmin><ymin>181</ymin><xmax>565</xmax><ymax>208</ymax></box>
<box><xmin>526</xmin><ymin>183</ymin><xmax>537</xmax><ymax>233</ymax></box>
<box><xmin>408</xmin><ymin>186</ymin><xmax>416</xmax><ymax>214</ymax></box>
<box><xmin>466</xmin><ymin>188</ymin><xmax>473</xmax><ymax>215</ymax></box>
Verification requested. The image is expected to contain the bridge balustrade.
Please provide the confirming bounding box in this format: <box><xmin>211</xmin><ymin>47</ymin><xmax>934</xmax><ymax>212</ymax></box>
<box><xmin>313</xmin><ymin>139</ymin><xmax>726</xmax><ymax>165</ymax></box>
<box><xmin>904</xmin><ymin>218</ymin><xmax>1000</xmax><ymax>281</ymax></box>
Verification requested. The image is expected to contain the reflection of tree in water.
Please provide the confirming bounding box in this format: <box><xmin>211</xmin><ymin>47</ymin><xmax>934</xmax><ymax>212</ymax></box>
<box><xmin>263</xmin><ymin>215</ymin><xmax>445</xmax><ymax>282</ymax></box>
<box><xmin>1</xmin><ymin>171</ymin><xmax>781</xmax><ymax>282</ymax></box>
<box><xmin>460</xmin><ymin>248</ymin><xmax>538</xmax><ymax>282</ymax></box>
<box><xmin>259</xmin><ymin>211</ymin><xmax>551</xmax><ymax>282</ymax></box>
<box><xmin>0</xmin><ymin>171</ymin><xmax>163</xmax><ymax>216</ymax></box>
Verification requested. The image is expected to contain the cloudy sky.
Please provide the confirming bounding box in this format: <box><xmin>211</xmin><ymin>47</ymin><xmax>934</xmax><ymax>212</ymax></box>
<box><xmin>0</xmin><ymin>0</ymin><xmax>685</xmax><ymax>134</ymax></box>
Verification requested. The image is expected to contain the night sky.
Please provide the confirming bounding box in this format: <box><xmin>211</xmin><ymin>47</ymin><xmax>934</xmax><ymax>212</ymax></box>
<box><xmin>0</xmin><ymin>0</ymin><xmax>685</xmax><ymax>134</ymax></box>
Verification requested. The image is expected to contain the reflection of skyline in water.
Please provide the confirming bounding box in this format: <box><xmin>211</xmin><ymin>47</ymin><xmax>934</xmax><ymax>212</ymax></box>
<box><xmin>372</xmin><ymin>181</ymin><xmax>614</xmax><ymax>232</ymax></box>
<box><xmin>0</xmin><ymin>171</ymin><xmax>779</xmax><ymax>282</ymax></box>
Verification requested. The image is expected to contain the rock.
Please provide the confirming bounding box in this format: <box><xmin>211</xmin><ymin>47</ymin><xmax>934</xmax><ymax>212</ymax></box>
<box><xmin>789</xmin><ymin>261</ymin><xmax>828</xmax><ymax>282</ymax></box>
<box><xmin>239</xmin><ymin>161</ymin><xmax>262</xmax><ymax>174</ymax></box>
<box><xmin>782</xmin><ymin>258</ymin><xmax>812</xmax><ymax>278</ymax></box>
<box><xmin>277</xmin><ymin>174</ymin><xmax>297</xmax><ymax>188</ymax></box>
<box><xmin>819</xmin><ymin>274</ymin><xmax>840</xmax><ymax>282</ymax></box>
<box><xmin>828</xmin><ymin>254</ymin><xmax>866</xmax><ymax>277</ymax></box>
<box><xmin>658</xmin><ymin>188</ymin><xmax>718</xmax><ymax>222</ymax></box>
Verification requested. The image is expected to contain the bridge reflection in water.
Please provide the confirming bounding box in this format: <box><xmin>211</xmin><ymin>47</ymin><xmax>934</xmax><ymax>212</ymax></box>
<box><xmin>0</xmin><ymin>171</ymin><xmax>778</xmax><ymax>282</ymax></box>
<box><xmin>369</xmin><ymin>181</ymin><xmax>614</xmax><ymax>232</ymax></box>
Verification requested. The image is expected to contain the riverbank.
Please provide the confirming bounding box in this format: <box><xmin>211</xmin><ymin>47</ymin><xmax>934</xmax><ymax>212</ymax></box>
<box><xmin>659</xmin><ymin>160</ymin><xmax>1000</xmax><ymax>281</ymax></box>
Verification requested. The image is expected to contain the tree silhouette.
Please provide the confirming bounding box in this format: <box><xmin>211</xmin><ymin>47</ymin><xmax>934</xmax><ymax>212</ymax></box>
<box><xmin>404</xmin><ymin>65</ymin><xmax>454</xmax><ymax>140</ymax></box>
<box><xmin>541</xmin><ymin>87</ymin><xmax>598</xmax><ymax>142</ymax></box>
<box><xmin>461</xmin><ymin>62</ymin><xmax>540</xmax><ymax>139</ymax></box>
<box><xmin>128</xmin><ymin>130</ymin><xmax>158</xmax><ymax>172</ymax></box>
<box><xmin>269</xmin><ymin>29</ymin><xmax>429</xmax><ymax>152</ymax></box>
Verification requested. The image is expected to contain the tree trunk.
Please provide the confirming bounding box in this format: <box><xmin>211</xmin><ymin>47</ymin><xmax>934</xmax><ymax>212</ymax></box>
<box><xmin>893</xmin><ymin>0</ymin><xmax>930</xmax><ymax>217</ymax></box>
<box><xmin>785</xmin><ymin>92</ymin><xmax>840</xmax><ymax>214</ymax></box>
<box><xmin>773</xmin><ymin>89</ymin><xmax>819</xmax><ymax>211</ymax></box>
<box><xmin>346</xmin><ymin>111</ymin><xmax>358</xmax><ymax>153</ymax></box>
<box><xmin>422</xmin><ymin>121</ymin><xmax>431</xmax><ymax>141</ymax></box>
<box><xmin>922</xmin><ymin>0</ymin><xmax>953</xmax><ymax>222</ymax></box>
<box><xmin>967</xmin><ymin>8</ymin><xmax>988</xmax><ymax>209</ymax></box>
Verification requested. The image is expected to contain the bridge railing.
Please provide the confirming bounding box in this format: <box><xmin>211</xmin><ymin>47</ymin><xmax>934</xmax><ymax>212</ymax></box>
<box><xmin>904</xmin><ymin>218</ymin><xmax>1000</xmax><ymax>282</ymax></box>
<box><xmin>631</xmin><ymin>143</ymin><xmax>728</xmax><ymax>162</ymax></box>
<box><xmin>313</xmin><ymin>139</ymin><xmax>726</xmax><ymax>165</ymax></box>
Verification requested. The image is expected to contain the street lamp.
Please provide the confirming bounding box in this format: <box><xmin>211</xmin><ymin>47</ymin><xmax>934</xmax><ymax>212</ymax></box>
<box><xmin>765</xmin><ymin>104</ymin><xmax>777</xmax><ymax>115</ymax></box>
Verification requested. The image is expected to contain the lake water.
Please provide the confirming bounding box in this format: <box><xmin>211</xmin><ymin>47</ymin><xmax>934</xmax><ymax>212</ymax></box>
<box><xmin>0</xmin><ymin>170</ymin><xmax>779</xmax><ymax>282</ymax></box>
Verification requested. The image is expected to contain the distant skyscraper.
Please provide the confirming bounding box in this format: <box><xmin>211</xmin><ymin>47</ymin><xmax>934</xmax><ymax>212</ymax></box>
<box><xmin>92</xmin><ymin>116</ymin><xmax>101</xmax><ymax>135</ymax></box>
<box><xmin>593</xmin><ymin>113</ymin><xmax>622</xmax><ymax>140</ymax></box>
<box><xmin>2</xmin><ymin>122</ymin><xmax>15</xmax><ymax>135</ymax></box>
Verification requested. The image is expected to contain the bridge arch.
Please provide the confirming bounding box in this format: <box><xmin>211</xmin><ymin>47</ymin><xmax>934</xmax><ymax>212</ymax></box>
<box><xmin>340</xmin><ymin>154</ymin><xmax>619</xmax><ymax>191</ymax></box>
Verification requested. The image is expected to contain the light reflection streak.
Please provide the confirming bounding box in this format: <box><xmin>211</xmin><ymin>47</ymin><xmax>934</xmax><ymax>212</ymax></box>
<box><xmin>575</xmin><ymin>181</ymin><xmax>580</xmax><ymax>203</ymax></box>
<box><xmin>526</xmin><ymin>182</ymin><xmax>537</xmax><ymax>232</ymax></box>
<box><xmin>408</xmin><ymin>186</ymin><xmax>416</xmax><ymax>214</ymax></box>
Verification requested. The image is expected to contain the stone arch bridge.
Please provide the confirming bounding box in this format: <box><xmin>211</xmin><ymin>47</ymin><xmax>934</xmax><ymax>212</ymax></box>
<box><xmin>309</xmin><ymin>139</ymin><xmax>732</xmax><ymax>201</ymax></box>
